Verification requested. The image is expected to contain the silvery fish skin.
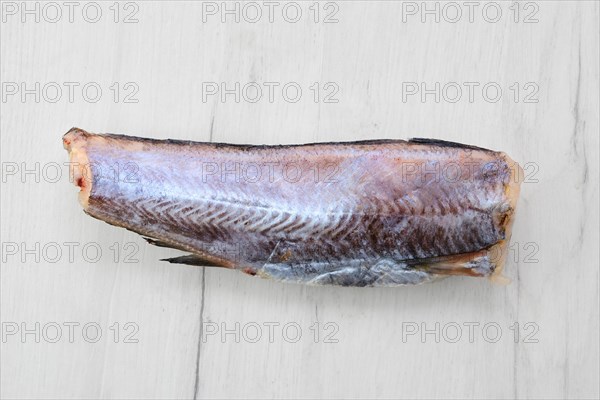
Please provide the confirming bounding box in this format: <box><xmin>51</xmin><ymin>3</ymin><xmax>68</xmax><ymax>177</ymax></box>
<box><xmin>63</xmin><ymin>128</ymin><xmax>522</xmax><ymax>287</ymax></box>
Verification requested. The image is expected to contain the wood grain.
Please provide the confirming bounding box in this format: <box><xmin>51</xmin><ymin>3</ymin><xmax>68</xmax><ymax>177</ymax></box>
<box><xmin>1</xmin><ymin>1</ymin><xmax>598</xmax><ymax>399</ymax></box>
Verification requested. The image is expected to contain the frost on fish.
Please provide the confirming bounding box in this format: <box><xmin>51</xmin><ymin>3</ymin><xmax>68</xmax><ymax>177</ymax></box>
<box><xmin>63</xmin><ymin>127</ymin><xmax>522</xmax><ymax>287</ymax></box>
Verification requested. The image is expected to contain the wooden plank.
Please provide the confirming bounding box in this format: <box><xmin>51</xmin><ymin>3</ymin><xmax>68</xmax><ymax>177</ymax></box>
<box><xmin>1</xmin><ymin>1</ymin><xmax>598</xmax><ymax>399</ymax></box>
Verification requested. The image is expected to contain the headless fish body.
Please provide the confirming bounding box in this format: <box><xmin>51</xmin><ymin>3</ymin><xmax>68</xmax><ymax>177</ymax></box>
<box><xmin>63</xmin><ymin>128</ymin><xmax>522</xmax><ymax>286</ymax></box>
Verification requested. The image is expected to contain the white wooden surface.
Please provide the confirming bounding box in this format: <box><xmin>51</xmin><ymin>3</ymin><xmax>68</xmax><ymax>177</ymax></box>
<box><xmin>1</xmin><ymin>1</ymin><xmax>598</xmax><ymax>399</ymax></box>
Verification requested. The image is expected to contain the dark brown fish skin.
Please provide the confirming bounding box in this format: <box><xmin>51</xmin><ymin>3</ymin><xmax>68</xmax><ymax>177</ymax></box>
<box><xmin>63</xmin><ymin>128</ymin><xmax>522</xmax><ymax>286</ymax></box>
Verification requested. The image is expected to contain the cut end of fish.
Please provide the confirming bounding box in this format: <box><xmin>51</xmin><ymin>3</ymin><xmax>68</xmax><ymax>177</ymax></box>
<box><xmin>488</xmin><ymin>152</ymin><xmax>523</xmax><ymax>282</ymax></box>
<box><xmin>63</xmin><ymin>127</ymin><xmax>92</xmax><ymax>209</ymax></box>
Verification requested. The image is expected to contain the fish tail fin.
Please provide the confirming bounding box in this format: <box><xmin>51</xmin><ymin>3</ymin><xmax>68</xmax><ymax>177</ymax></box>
<box><xmin>406</xmin><ymin>242</ymin><xmax>510</xmax><ymax>283</ymax></box>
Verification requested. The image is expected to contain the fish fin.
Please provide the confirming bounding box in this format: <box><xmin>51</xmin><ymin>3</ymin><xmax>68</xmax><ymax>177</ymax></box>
<box><xmin>145</xmin><ymin>237</ymin><xmax>235</xmax><ymax>268</ymax></box>
<box><xmin>409</xmin><ymin>138</ymin><xmax>493</xmax><ymax>153</ymax></box>
<box><xmin>161</xmin><ymin>255</ymin><xmax>224</xmax><ymax>268</ymax></box>
<box><xmin>143</xmin><ymin>236</ymin><xmax>236</xmax><ymax>268</ymax></box>
<box><xmin>144</xmin><ymin>237</ymin><xmax>184</xmax><ymax>249</ymax></box>
<box><xmin>405</xmin><ymin>249</ymin><xmax>497</xmax><ymax>277</ymax></box>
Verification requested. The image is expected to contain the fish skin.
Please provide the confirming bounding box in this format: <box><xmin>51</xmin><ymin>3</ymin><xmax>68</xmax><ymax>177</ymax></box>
<box><xmin>63</xmin><ymin>128</ymin><xmax>522</xmax><ymax>287</ymax></box>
